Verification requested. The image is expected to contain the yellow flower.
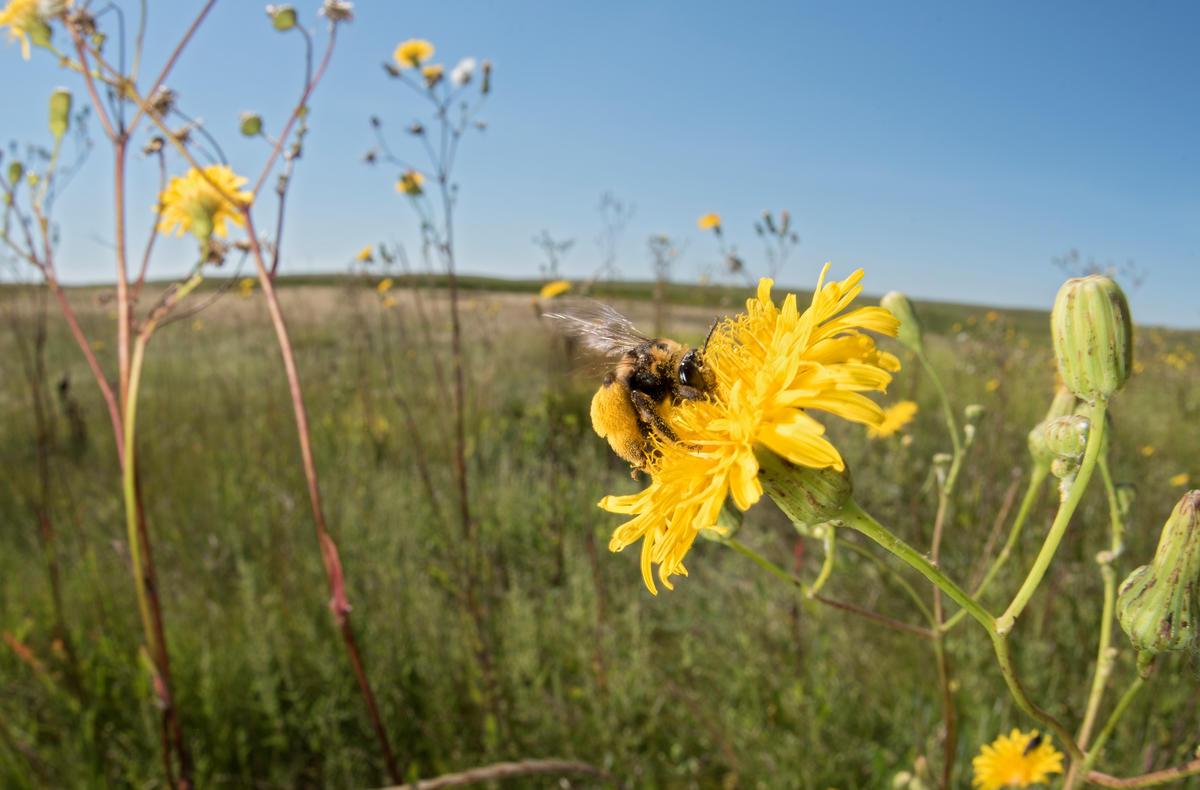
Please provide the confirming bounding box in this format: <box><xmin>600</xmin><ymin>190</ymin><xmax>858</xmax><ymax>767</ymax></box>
<box><xmin>986</xmin><ymin>378</ymin><xmax>1001</xmax><ymax>393</ymax></box>
<box><xmin>1140</xmin><ymin>445</ymin><xmax>1156</xmax><ymax>458</ymax></box>
<box><xmin>0</xmin><ymin>0</ymin><xmax>49</xmax><ymax>61</ymax></box>
<box><xmin>396</xmin><ymin>170</ymin><xmax>425</xmax><ymax>196</ymax></box>
<box><xmin>393</xmin><ymin>38</ymin><xmax>434</xmax><ymax>68</ymax></box>
<box><xmin>539</xmin><ymin>279</ymin><xmax>571</xmax><ymax>299</ymax></box>
<box><xmin>600</xmin><ymin>265</ymin><xmax>900</xmax><ymax>593</ymax></box>
<box><xmin>697</xmin><ymin>212</ymin><xmax>721</xmax><ymax>231</ymax></box>
<box><xmin>972</xmin><ymin>729</ymin><xmax>1063</xmax><ymax>790</ymax></box>
<box><xmin>157</xmin><ymin>165</ymin><xmax>253</xmax><ymax>241</ymax></box>
<box><xmin>421</xmin><ymin>63</ymin><xmax>444</xmax><ymax>87</ymax></box>
<box><xmin>355</xmin><ymin>244</ymin><xmax>374</xmax><ymax>263</ymax></box>
<box><xmin>985</xmin><ymin>310</ymin><xmax>1000</xmax><ymax>322</ymax></box>
<box><xmin>381</xmin><ymin>295</ymin><xmax>397</xmax><ymax>309</ymax></box>
<box><xmin>376</xmin><ymin>277</ymin><xmax>394</xmax><ymax>294</ymax></box>
<box><xmin>868</xmin><ymin>400</ymin><xmax>917</xmax><ymax>439</ymax></box>
<box><xmin>1170</xmin><ymin>473</ymin><xmax>1190</xmax><ymax>487</ymax></box>
<box><xmin>237</xmin><ymin>277</ymin><xmax>256</xmax><ymax>298</ymax></box>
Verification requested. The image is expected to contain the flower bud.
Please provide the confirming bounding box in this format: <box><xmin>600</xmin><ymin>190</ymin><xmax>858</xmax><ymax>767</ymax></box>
<box><xmin>880</xmin><ymin>291</ymin><xmax>924</xmax><ymax>354</ymax></box>
<box><xmin>49</xmin><ymin>88</ymin><xmax>72</xmax><ymax>142</ymax></box>
<box><xmin>963</xmin><ymin>404</ymin><xmax>985</xmax><ymax>424</ymax></box>
<box><xmin>1042</xmin><ymin>415</ymin><xmax>1089</xmax><ymax>458</ymax></box>
<box><xmin>239</xmin><ymin>112</ymin><xmax>263</xmax><ymax>137</ymax></box>
<box><xmin>7</xmin><ymin>161</ymin><xmax>24</xmax><ymax>185</ymax></box>
<box><xmin>1117</xmin><ymin>491</ymin><xmax>1200</xmax><ymax>662</ymax></box>
<box><xmin>266</xmin><ymin>4</ymin><xmax>297</xmax><ymax>31</ymax></box>
<box><xmin>757</xmin><ymin>449</ymin><xmax>852</xmax><ymax>528</ymax></box>
<box><xmin>481</xmin><ymin>59</ymin><xmax>493</xmax><ymax>95</ymax></box>
<box><xmin>1027</xmin><ymin>387</ymin><xmax>1078</xmax><ymax>467</ymax></box>
<box><xmin>1051</xmin><ymin>275</ymin><xmax>1133</xmax><ymax>401</ymax></box>
<box><xmin>1050</xmin><ymin>456</ymin><xmax>1079</xmax><ymax>481</ymax></box>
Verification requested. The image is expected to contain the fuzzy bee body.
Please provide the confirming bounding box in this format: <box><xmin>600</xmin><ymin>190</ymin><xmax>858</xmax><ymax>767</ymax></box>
<box><xmin>546</xmin><ymin>303</ymin><xmax>714</xmax><ymax>471</ymax></box>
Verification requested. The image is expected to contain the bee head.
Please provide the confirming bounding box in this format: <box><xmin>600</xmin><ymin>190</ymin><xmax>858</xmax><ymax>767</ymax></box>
<box><xmin>678</xmin><ymin>348</ymin><xmax>712</xmax><ymax>392</ymax></box>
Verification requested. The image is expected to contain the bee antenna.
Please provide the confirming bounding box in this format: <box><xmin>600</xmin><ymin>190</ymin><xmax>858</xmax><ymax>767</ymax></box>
<box><xmin>701</xmin><ymin>320</ymin><xmax>719</xmax><ymax>354</ymax></box>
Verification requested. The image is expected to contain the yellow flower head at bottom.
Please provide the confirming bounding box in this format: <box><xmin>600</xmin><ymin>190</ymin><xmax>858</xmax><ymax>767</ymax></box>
<box><xmin>157</xmin><ymin>165</ymin><xmax>253</xmax><ymax>241</ymax></box>
<box><xmin>972</xmin><ymin>729</ymin><xmax>1063</xmax><ymax>790</ymax></box>
<box><xmin>600</xmin><ymin>264</ymin><xmax>900</xmax><ymax>593</ymax></box>
<box><xmin>868</xmin><ymin>400</ymin><xmax>918</xmax><ymax>439</ymax></box>
<box><xmin>0</xmin><ymin>0</ymin><xmax>48</xmax><ymax>60</ymax></box>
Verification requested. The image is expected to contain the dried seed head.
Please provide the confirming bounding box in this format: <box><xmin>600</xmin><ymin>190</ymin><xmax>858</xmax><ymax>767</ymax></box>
<box><xmin>1050</xmin><ymin>275</ymin><xmax>1133</xmax><ymax>402</ymax></box>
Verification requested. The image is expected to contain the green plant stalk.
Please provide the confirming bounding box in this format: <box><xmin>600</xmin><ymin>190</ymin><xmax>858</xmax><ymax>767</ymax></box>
<box><xmin>808</xmin><ymin>527</ymin><xmax>836</xmax><ymax>597</ymax></box>
<box><xmin>121</xmin><ymin>335</ymin><xmax>157</xmax><ymax>661</ymax></box>
<box><xmin>944</xmin><ymin>464</ymin><xmax>1049</xmax><ymax>632</ymax></box>
<box><xmin>836</xmin><ymin>537</ymin><xmax>936</xmax><ymax>625</ymax></box>
<box><xmin>989</xmin><ymin>631</ymin><xmax>1086</xmax><ymax>762</ymax></box>
<box><xmin>1084</xmin><ymin>675</ymin><xmax>1145</xmax><ymax>773</ymax></box>
<box><xmin>918</xmin><ymin>350</ymin><xmax>963</xmax><ymax>456</ymax></box>
<box><xmin>995</xmin><ymin>399</ymin><xmax>1108</xmax><ymax>634</ymax></box>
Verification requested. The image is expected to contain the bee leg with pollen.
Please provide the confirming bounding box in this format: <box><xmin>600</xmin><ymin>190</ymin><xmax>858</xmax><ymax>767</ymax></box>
<box><xmin>630</xmin><ymin>390</ymin><xmax>678</xmax><ymax>443</ymax></box>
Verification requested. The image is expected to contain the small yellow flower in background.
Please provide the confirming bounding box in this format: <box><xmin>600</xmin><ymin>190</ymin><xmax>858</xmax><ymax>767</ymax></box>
<box><xmin>538</xmin><ymin>279</ymin><xmax>571</xmax><ymax>300</ymax></box>
<box><xmin>396</xmin><ymin>170</ymin><xmax>425</xmax><ymax>196</ymax></box>
<box><xmin>376</xmin><ymin>277</ymin><xmax>394</xmax><ymax>295</ymax></box>
<box><xmin>393</xmin><ymin>38</ymin><xmax>434</xmax><ymax>68</ymax></box>
<box><xmin>1170</xmin><ymin>473</ymin><xmax>1190</xmax><ymax>487</ymax></box>
<box><xmin>237</xmin><ymin>277</ymin><xmax>255</xmax><ymax>298</ymax></box>
<box><xmin>951</xmin><ymin>321</ymin><xmax>963</xmax><ymax>333</ymax></box>
<box><xmin>355</xmin><ymin>244</ymin><xmax>374</xmax><ymax>263</ymax></box>
<box><xmin>1140</xmin><ymin>445</ymin><xmax>1156</xmax><ymax>458</ymax></box>
<box><xmin>1133</xmin><ymin>360</ymin><xmax>1146</xmax><ymax>374</ymax></box>
<box><xmin>381</xmin><ymin>295</ymin><xmax>397</xmax><ymax>309</ymax></box>
<box><xmin>600</xmin><ymin>265</ymin><xmax>900</xmax><ymax>593</ymax></box>
<box><xmin>868</xmin><ymin>400</ymin><xmax>918</xmax><ymax>439</ymax></box>
<box><xmin>985</xmin><ymin>310</ymin><xmax>1000</xmax><ymax>322</ymax></box>
<box><xmin>158</xmin><ymin>165</ymin><xmax>253</xmax><ymax>241</ymax></box>
<box><xmin>421</xmin><ymin>63</ymin><xmax>444</xmax><ymax>87</ymax></box>
<box><xmin>985</xmin><ymin>378</ymin><xmax>1000</xmax><ymax>393</ymax></box>
<box><xmin>697</xmin><ymin>212</ymin><xmax>721</xmax><ymax>231</ymax></box>
<box><xmin>971</xmin><ymin>729</ymin><xmax>1063</xmax><ymax>790</ymax></box>
<box><xmin>0</xmin><ymin>0</ymin><xmax>50</xmax><ymax>61</ymax></box>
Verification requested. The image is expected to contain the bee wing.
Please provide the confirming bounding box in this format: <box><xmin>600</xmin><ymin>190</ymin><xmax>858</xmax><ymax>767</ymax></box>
<box><xmin>543</xmin><ymin>300</ymin><xmax>650</xmax><ymax>358</ymax></box>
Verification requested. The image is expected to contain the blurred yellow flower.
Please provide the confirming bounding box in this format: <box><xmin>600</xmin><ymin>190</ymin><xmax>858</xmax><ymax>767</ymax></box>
<box><xmin>1140</xmin><ymin>445</ymin><xmax>1156</xmax><ymax>458</ymax></box>
<box><xmin>0</xmin><ymin>0</ymin><xmax>46</xmax><ymax>60</ymax></box>
<box><xmin>158</xmin><ymin>165</ymin><xmax>253</xmax><ymax>241</ymax></box>
<box><xmin>381</xmin><ymin>295</ymin><xmax>397</xmax><ymax>309</ymax></box>
<box><xmin>393</xmin><ymin>38</ymin><xmax>434</xmax><ymax>68</ymax></box>
<box><xmin>538</xmin><ymin>279</ymin><xmax>571</xmax><ymax>299</ymax></box>
<box><xmin>376</xmin><ymin>277</ymin><xmax>394</xmax><ymax>294</ymax></box>
<box><xmin>421</xmin><ymin>63</ymin><xmax>444</xmax><ymax>87</ymax></box>
<box><xmin>396</xmin><ymin>170</ymin><xmax>425</xmax><ymax>196</ymax></box>
<box><xmin>868</xmin><ymin>400</ymin><xmax>918</xmax><ymax>439</ymax></box>
<box><xmin>985</xmin><ymin>310</ymin><xmax>1000</xmax><ymax>322</ymax></box>
<box><xmin>600</xmin><ymin>265</ymin><xmax>900</xmax><ymax>593</ymax></box>
<box><xmin>697</xmin><ymin>212</ymin><xmax>721</xmax><ymax>231</ymax></box>
<box><xmin>355</xmin><ymin>245</ymin><xmax>374</xmax><ymax>263</ymax></box>
<box><xmin>985</xmin><ymin>378</ymin><xmax>1000</xmax><ymax>392</ymax></box>
<box><xmin>971</xmin><ymin>729</ymin><xmax>1063</xmax><ymax>790</ymax></box>
<box><xmin>238</xmin><ymin>277</ymin><xmax>256</xmax><ymax>298</ymax></box>
<box><xmin>1170</xmin><ymin>473</ymin><xmax>1190</xmax><ymax>487</ymax></box>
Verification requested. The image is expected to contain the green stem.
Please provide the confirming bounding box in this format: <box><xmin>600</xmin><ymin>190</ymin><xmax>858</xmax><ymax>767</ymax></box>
<box><xmin>996</xmin><ymin>400</ymin><xmax>1108</xmax><ymax>634</ymax></box>
<box><xmin>1098</xmin><ymin>455</ymin><xmax>1125</xmax><ymax>559</ymax></box>
<box><xmin>944</xmin><ymin>464</ymin><xmax>1049</xmax><ymax>632</ymax></box>
<box><xmin>837</xmin><ymin>537</ymin><xmax>936</xmax><ymax>626</ymax></box>
<box><xmin>1085</xmin><ymin>675</ymin><xmax>1145</xmax><ymax>772</ymax></box>
<box><xmin>122</xmin><ymin>334</ymin><xmax>157</xmax><ymax>657</ymax></box>
<box><xmin>989</xmin><ymin>631</ymin><xmax>1086</xmax><ymax>763</ymax></box>
<box><xmin>838</xmin><ymin>501</ymin><xmax>994</xmax><ymax>632</ymax></box>
<box><xmin>808</xmin><ymin>526</ymin><xmax>836</xmax><ymax>597</ymax></box>
<box><xmin>918</xmin><ymin>350</ymin><xmax>963</xmax><ymax>457</ymax></box>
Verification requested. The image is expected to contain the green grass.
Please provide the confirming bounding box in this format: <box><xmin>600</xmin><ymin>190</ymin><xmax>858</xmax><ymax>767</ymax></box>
<box><xmin>1</xmin><ymin>279</ymin><xmax>1199</xmax><ymax>788</ymax></box>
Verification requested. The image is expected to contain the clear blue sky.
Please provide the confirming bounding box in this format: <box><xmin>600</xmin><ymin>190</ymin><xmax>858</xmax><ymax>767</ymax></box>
<box><xmin>3</xmin><ymin>1</ymin><xmax>1198</xmax><ymax>325</ymax></box>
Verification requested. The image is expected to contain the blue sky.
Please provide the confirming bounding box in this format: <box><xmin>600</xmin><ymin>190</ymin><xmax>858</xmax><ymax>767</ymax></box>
<box><xmin>3</xmin><ymin>1</ymin><xmax>1198</xmax><ymax>325</ymax></box>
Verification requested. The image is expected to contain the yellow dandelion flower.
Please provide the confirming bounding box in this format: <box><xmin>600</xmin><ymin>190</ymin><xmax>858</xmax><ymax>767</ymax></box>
<box><xmin>539</xmin><ymin>279</ymin><xmax>571</xmax><ymax>300</ymax></box>
<box><xmin>972</xmin><ymin>729</ymin><xmax>1063</xmax><ymax>790</ymax></box>
<box><xmin>868</xmin><ymin>400</ymin><xmax>918</xmax><ymax>439</ymax></box>
<box><xmin>0</xmin><ymin>0</ymin><xmax>49</xmax><ymax>61</ymax></box>
<box><xmin>986</xmin><ymin>378</ymin><xmax>1001</xmax><ymax>393</ymax></box>
<box><xmin>1170</xmin><ymin>473</ymin><xmax>1190</xmax><ymax>487</ymax></box>
<box><xmin>396</xmin><ymin>170</ymin><xmax>425</xmax><ymax>196</ymax></box>
<box><xmin>393</xmin><ymin>38</ymin><xmax>434</xmax><ymax>69</ymax></box>
<box><xmin>421</xmin><ymin>63</ymin><xmax>444</xmax><ymax>87</ymax></box>
<box><xmin>1140</xmin><ymin>445</ymin><xmax>1156</xmax><ymax>458</ymax></box>
<box><xmin>355</xmin><ymin>244</ymin><xmax>374</xmax><ymax>263</ymax></box>
<box><xmin>376</xmin><ymin>277</ymin><xmax>394</xmax><ymax>294</ymax></box>
<box><xmin>697</xmin><ymin>212</ymin><xmax>721</xmax><ymax>231</ymax></box>
<box><xmin>237</xmin><ymin>277</ymin><xmax>256</xmax><ymax>298</ymax></box>
<box><xmin>600</xmin><ymin>264</ymin><xmax>900</xmax><ymax>593</ymax></box>
<box><xmin>157</xmin><ymin>165</ymin><xmax>253</xmax><ymax>241</ymax></box>
<box><xmin>985</xmin><ymin>310</ymin><xmax>1000</xmax><ymax>322</ymax></box>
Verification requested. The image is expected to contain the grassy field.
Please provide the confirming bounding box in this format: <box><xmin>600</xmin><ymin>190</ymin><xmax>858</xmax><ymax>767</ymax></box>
<box><xmin>2</xmin><ymin>276</ymin><xmax>1199</xmax><ymax>788</ymax></box>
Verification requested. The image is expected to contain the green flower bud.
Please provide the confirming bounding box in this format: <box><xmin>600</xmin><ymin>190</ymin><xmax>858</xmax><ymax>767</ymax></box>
<box><xmin>1050</xmin><ymin>456</ymin><xmax>1079</xmax><ymax>481</ymax></box>
<box><xmin>880</xmin><ymin>291</ymin><xmax>924</xmax><ymax>354</ymax></box>
<box><xmin>1074</xmin><ymin>401</ymin><xmax>1112</xmax><ymax>457</ymax></box>
<box><xmin>266</xmin><ymin>4</ymin><xmax>297</xmax><ymax>31</ymax></box>
<box><xmin>49</xmin><ymin>88</ymin><xmax>72</xmax><ymax>142</ymax></box>
<box><xmin>1051</xmin><ymin>275</ymin><xmax>1133</xmax><ymax>401</ymax></box>
<box><xmin>757</xmin><ymin>449</ymin><xmax>852</xmax><ymax>528</ymax></box>
<box><xmin>1117</xmin><ymin>491</ymin><xmax>1200</xmax><ymax>662</ymax></box>
<box><xmin>239</xmin><ymin>112</ymin><xmax>263</xmax><ymax>137</ymax></box>
<box><xmin>28</xmin><ymin>18</ymin><xmax>52</xmax><ymax>51</ymax></box>
<box><xmin>963</xmin><ymin>404</ymin><xmax>985</xmax><ymax>424</ymax></box>
<box><xmin>1027</xmin><ymin>387</ymin><xmax>1079</xmax><ymax>467</ymax></box>
<box><xmin>7</xmin><ymin>161</ymin><xmax>24</xmax><ymax>185</ymax></box>
<box><xmin>1042</xmin><ymin>415</ymin><xmax>1089</xmax><ymax>458</ymax></box>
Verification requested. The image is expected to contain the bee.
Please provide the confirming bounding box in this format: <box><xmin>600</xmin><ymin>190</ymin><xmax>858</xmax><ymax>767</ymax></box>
<box><xmin>546</xmin><ymin>302</ymin><xmax>716</xmax><ymax>472</ymax></box>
